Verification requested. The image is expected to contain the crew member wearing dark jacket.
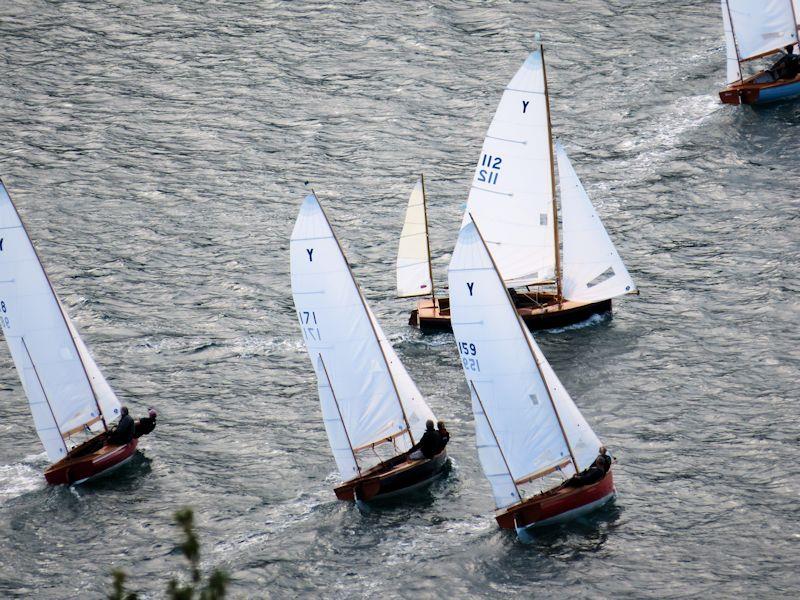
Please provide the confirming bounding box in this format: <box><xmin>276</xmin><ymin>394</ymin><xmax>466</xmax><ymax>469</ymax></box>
<box><xmin>108</xmin><ymin>406</ymin><xmax>135</xmax><ymax>446</ymax></box>
<box><xmin>436</xmin><ymin>421</ymin><xmax>450</xmax><ymax>453</ymax></box>
<box><xmin>408</xmin><ymin>420</ymin><xmax>441</xmax><ymax>460</ymax></box>
<box><xmin>134</xmin><ymin>408</ymin><xmax>158</xmax><ymax>438</ymax></box>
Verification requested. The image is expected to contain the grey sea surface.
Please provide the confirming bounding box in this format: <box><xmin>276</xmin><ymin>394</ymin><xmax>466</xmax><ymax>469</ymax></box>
<box><xmin>0</xmin><ymin>0</ymin><xmax>798</xmax><ymax>598</ymax></box>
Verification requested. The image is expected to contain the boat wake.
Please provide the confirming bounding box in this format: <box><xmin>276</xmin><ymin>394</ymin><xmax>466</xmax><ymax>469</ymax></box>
<box><xmin>545</xmin><ymin>312</ymin><xmax>611</xmax><ymax>334</ymax></box>
<box><xmin>0</xmin><ymin>454</ymin><xmax>46</xmax><ymax>504</ymax></box>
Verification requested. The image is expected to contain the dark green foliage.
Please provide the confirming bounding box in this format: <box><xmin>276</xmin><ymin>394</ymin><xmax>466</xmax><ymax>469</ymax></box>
<box><xmin>110</xmin><ymin>508</ymin><xmax>229</xmax><ymax>600</ymax></box>
<box><xmin>108</xmin><ymin>570</ymin><xmax>138</xmax><ymax>600</ymax></box>
<box><xmin>168</xmin><ymin>508</ymin><xmax>230</xmax><ymax>600</ymax></box>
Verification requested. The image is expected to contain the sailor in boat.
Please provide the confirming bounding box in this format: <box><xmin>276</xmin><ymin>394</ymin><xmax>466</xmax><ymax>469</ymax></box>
<box><xmin>436</xmin><ymin>421</ymin><xmax>450</xmax><ymax>451</ymax></box>
<box><xmin>134</xmin><ymin>408</ymin><xmax>158</xmax><ymax>438</ymax></box>
<box><xmin>107</xmin><ymin>406</ymin><xmax>135</xmax><ymax>446</ymax></box>
<box><xmin>408</xmin><ymin>419</ymin><xmax>441</xmax><ymax>460</ymax></box>
<box><xmin>763</xmin><ymin>45</ymin><xmax>800</xmax><ymax>83</ymax></box>
<box><xmin>565</xmin><ymin>447</ymin><xmax>613</xmax><ymax>488</ymax></box>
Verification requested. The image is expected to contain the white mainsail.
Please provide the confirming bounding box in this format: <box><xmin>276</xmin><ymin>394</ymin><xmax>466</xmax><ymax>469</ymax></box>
<box><xmin>448</xmin><ymin>220</ymin><xmax>602</xmax><ymax>509</ymax></box>
<box><xmin>557</xmin><ymin>143</ymin><xmax>637</xmax><ymax>304</ymax></box>
<box><xmin>0</xmin><ymin>180</ymin><xmax>117</xmax><ymax>462</ymax></box>
<box><xmin>291</xmin><ymin>193</ymin><xmax>435</xmax><ymax>480</ymax></box>
<box><xmin>724</xmin><ymin>0</ymin><xmax>797</xmax><ymax>64</ymax></box>
<box><xmin>461</xmin><ymin>48</ymin><xmax>556</xmax><ymax>288</ymax></box>
<box><xmin>396</xmin><ymin>176</ymin><xmax>433</xmax><ymax>298</ymax></box>
<box><xmin>722</xmin><ymin>1</ymin><xmax>743</xmax><ymax>83</ymax></box>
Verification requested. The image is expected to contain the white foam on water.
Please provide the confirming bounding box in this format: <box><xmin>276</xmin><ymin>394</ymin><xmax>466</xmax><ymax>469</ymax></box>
<box><xmin>0</xmin><ymin>462</ymin><xmax>45</xmax><ymax>503</ymax></box>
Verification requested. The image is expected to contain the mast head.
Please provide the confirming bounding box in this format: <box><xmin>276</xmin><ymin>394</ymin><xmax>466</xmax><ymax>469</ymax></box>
<box><xmin>533</xmin><ymin>31</ymin><xmax>542</xmax><ymax>50</ymax></box>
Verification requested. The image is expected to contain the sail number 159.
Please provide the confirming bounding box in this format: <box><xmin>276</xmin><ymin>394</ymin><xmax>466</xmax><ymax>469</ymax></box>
<box><xmin>459</xmin><ymin>341</ymin><xmax>480</xmax><ymax>372</ymax></box>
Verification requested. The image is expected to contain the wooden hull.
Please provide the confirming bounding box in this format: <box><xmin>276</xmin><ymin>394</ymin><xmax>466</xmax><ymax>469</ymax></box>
<box><xmin>495</xmin><ymin>470</ymin><xmax>615</xmax><ymax>535</ymax></box>
<box><xmin>334</xmin><ymin>450</ymin><xmax>448</xmax><ymax>502</ymax></box>
<box><xmin>409</xmin><ymin>294</ymin><xmax>612</xmax><ymax>333</ymax></box>
<box><xmin>44</xmin><ymin>434</ymin><xmax>138</xmax><ymax>485</ymax></box>
<box><xmin>720</xmin><ymin>73</ymin><xmax>800</xmax><ymax>106</ymax></box>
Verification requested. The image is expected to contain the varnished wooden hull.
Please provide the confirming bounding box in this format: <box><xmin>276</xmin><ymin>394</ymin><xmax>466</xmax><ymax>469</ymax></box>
<box><xmin>720</xmin><ymin>72</ymin><xmax>800</xmax><ymax>106</ymax></box>
<box><xmin>495</xmin><ymin>470</ymin><xmax>615</xmax><ymax>534</ymax></box>
<box><xmin>334</xmin><ymin>450</ymin><xmax>448</xmax><ymax>502</ymax></box>
<box><xmin>44</xmin><ymin>434</ymin><xmax>138</xmax><ymax>485</ymax></box>
<box><xmin>409</xmin><ymin>295</ymin><xmax>611</xmax><ymax>333</ymax></box>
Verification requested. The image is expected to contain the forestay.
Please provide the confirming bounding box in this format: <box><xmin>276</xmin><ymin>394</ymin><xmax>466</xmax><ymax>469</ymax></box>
<box><xmin>0</xmin><ymin>180</ymin><xmax>113</xmax><ymax>462</ymax></box>
<box><xmin>291</xmin><ymin>194</ymin><xmax>434</xmax><ymax>480</ymax></box>
<box><xmin>448</xmin><ymin>221</ymin><xmax>602</xmax><ymax>509</ymax></box>
<box><xmin>461</xmin><ymin>49</ymin><xmax>556</xmax><ymax>288</ymax></box>
<box><xmin>724</xmin><ymin>0</ymin><xmax>797</xmax><ymax>62</ymax></box>
<box><xmin>396</xmin><ymin>176</ymin><xmax>433</xmax><ymax>298</ymax></box>
<box><xmin>557</xmin><ymin>143</ymin><xmax>636</xmax><ymax>304</ymax></box>
<box><xmin>721</xmin><ymin>1</ymin><xmax>742</xmax><ymax>83</ymax></box>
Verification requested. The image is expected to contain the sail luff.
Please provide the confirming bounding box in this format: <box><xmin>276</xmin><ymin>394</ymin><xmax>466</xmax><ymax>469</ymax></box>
<box><xmin>541</xmin><ymin>45</ymin><xmax>563</xmax><ymax>303</ymax></box>
<box><xmin>470</xmin><ymin>216</ymin><xmax>578</xmax><ymax>474</ymax></box>
<box><xmin>723</xmin><ymin>0</ymin><xmax>744</xmax><ymax>84</ymax></box>
<box><xmin>420</xmin><ymin>174</ymin><xmax>435</xmax><ymax>301</ymax></box>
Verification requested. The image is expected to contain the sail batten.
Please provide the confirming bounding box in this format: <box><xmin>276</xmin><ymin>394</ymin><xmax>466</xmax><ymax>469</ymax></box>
<box><xmin>0</xmin><ymin>180</ymin><xmax>119</xmax><ymax>461</ymax></box>
<box><xmin>292</xmin><ymin>194</ymin><xmax>435</xmax><ymax>481</ymax></box>
<box><xmin>557</xmin><ymin>144</ymin><xmax>637</xmax><ymax>303</ymax></box>
<box><xmin>449</xmin><ymin>220</ymin><xmax>603</xmax><ymax>509</ymax></box>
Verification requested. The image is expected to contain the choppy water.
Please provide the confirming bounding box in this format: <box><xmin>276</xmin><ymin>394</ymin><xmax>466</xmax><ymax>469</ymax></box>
<box><xmin>0</xmin><ymin>0</ymin><xmax>798</xmax><ymax>597</ymax></box>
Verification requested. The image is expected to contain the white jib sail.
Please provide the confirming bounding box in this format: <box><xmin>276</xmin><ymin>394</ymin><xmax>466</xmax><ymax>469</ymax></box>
<box><xmin>557</xmin><ymin>143</ymin><xmax>636</xmax><ymax>304</ymax></box>
<box><xmin>0</xmin><ymin>180</ymin><xmax>108</xmax><ymax>462</ymax></box>
<box><xmin>396</xmin><ymin>176</ymin><xmax>433</xmax><ymax>298</ymax></box>
<box><xmin>449</xmin><ymin>221</ymin><xmax>603</xmax><ymax>509</ymax></box>
<box><xmin>62</xmin><ymin>306</ymin><xmax>122</xmax><ymax>431</ymax></box>
<box><xmin>722</xmin><ymin>1</ymin><xmax>743</xmax><ymax>83</ymax></box>
<box><xmin>726</xmin><ymin>0</ymin><xmax>797</xmax><ymax>62</ymax></box>
<box><xmin>461</xmin><ymin>48</ymin><xmax>556</xmax><ymax>288</ymax></box>
<box><xmin>291</xmin><ymin>194</ymin><xmax>435</xmax><ymax>478</ymax></box>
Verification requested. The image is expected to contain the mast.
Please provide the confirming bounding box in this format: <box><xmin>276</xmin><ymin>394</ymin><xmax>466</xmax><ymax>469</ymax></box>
<box><xmin>723</xmin><ymin>0</ymin><xmax>744</xmax><ymax>83</ymax></box>
<box><xmin>540</xmin><ymin>45</ymin><xmax>563</xmax><ymax>305</ymax></box>
<box><xmin>4</xmin><ymin>182</ymin><xmax>108</xmax><ymax>431</ymax></box>
<box><xmin>470</xmin><ymin>380</ymin><xmax>520</xmax><ymax>500</ymax></box>
<box><xmin>21</xmin><ymin>336</ymin><xmax>69</xmax><ymax>456</ymax></box>
<box><xmin>318</xmin><ymin>353</ymin><xmax>361</xmax><ymax>477</ymax></box>
<box><xmin>789</xmin><ymin>0</ymin><xmax>800</xmax><ymax>49</ymax></box>
<box><xmin>312</xmin><ymin>191</ymin><xmax>416</xmax><ymax>447</ymax></box>
<box><xmin>420</xmin><ymin>173</ymin><xmax>435</xmax><ymax>303</ymax></box>
<box><xmin>470</xmin><ymin>214</ymin><xmax>579</xmax><ymax>474</ymax></box>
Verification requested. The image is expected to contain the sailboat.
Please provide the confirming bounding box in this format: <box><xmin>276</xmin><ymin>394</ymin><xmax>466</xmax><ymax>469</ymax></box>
<box><xmin>719</xmin><ymin>1</ymin><xmax>800</xmax><ymax>105</ymax></box>
<box><xmin>403</xmin><ymin>40</ymin><xmax>636</xmax><ymax>333</ymax></box>
<box><xmin>291</xmin><ymin>192</ymin><xmax>448</xmax><ymax>502</ymax></box>
<box><xmin>449</xmin><ymin>217</ymin><xmax>615</xmax><ymax>539</ymax></box>
<box><xmin>0</xmin><ymin>179</ymin><xmax>137</xmax><ymax>485</ymax></box>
